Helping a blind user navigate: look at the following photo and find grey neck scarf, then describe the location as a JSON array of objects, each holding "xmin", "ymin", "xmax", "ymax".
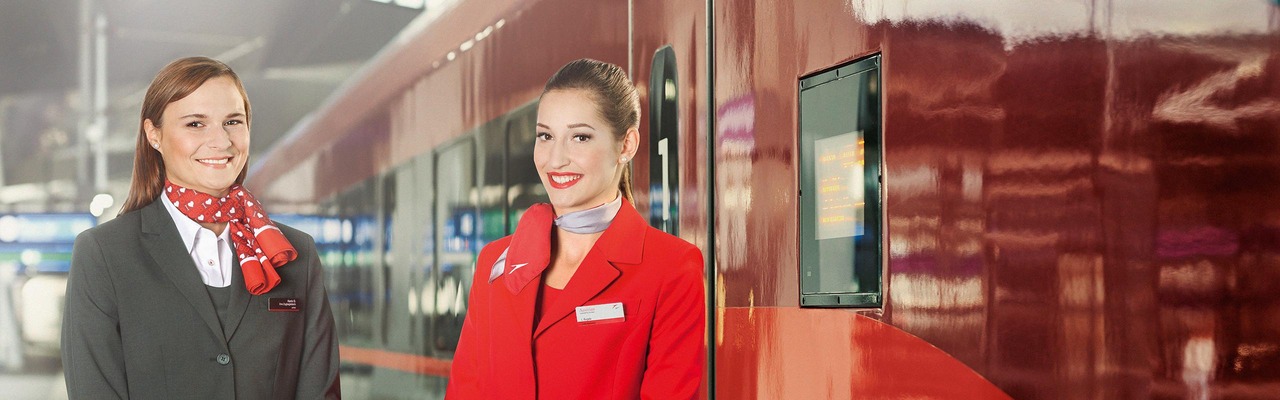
[{"xmin": 554, "ymin": 194, "xmax": 623, "ymax": 234}]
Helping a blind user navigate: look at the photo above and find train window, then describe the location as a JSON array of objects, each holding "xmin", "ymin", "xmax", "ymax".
[
  {"xmin": 324, "ymin": 181, "xmax": 380, "ymax": 341},
  {"xmin": 478, "ymin": 123, "xmax": 508, "ymax": 245},
  {"xmin": 384, "ymin": 159, "xmax": 430, "ymax": 355},
  {"xmin": 377, "ymin": 172, "xmax": 394, "ymax": 345},
  {"xmin": 798, "ymin": 54, "xmax": 883, "ymax": 308},
  {"xmin": 411, "ymin": 154, "xmax": 436, "ymax": 357},
  {"xmin": 648, "ymin": 46, "xmax": 679, "ymax": 234},
  {"xmin": 433, "ymin": 138, "xmax": 476, "ymax": 352},
  {"xmin": 506, "ymin": 104, "xmax": 547, "ymax": 229}
]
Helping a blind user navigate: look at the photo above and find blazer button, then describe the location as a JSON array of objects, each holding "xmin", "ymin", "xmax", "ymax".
[{"xmin": 216, "ymin": 354, "xmax": 231, "ymax": 365}]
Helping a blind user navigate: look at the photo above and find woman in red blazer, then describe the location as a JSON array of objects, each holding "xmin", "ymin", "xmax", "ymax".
[{"xmin": 446, "ymin": 59, "xmax": 705, "ymax": 399}]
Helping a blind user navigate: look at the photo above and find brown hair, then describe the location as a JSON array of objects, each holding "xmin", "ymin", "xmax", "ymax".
[
  {"xmin": 540, "ymin": 58, "xmax": 639, "ymax": 203},
  {"xmin": 119, "ymin": 57, "xmax": 251, "ymax": 215}
]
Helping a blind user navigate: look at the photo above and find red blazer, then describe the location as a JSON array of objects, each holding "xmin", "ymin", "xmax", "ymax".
[{"xmin": 447, "ymin": 201, "xmax": 705, "ymax": 399}]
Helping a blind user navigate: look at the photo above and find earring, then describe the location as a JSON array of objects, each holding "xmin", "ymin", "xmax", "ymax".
[{"xmin": 151, "ymin": 143, "xmax": 159, "ymax": 149}]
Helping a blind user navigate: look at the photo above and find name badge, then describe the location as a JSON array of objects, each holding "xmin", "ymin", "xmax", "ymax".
[
  {"xmin": 268, "ymin": 298, "xmax": 301, "ymax": 312},
  {"xmin": 575, "ymin": 302, "xmax": 625, "ymax": 324}
]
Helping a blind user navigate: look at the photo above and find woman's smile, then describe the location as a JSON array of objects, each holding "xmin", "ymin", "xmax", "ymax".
[
  {"xmin": 197, "ymin": 155, "xmax": 233, "ymax": 168},
  {"xmin": 547, "ymin": 172, "xmax": 583, "ymax": 189}
]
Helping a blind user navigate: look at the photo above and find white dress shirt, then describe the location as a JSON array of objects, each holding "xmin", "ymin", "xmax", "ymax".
[{"xmin": 162, "ymin": 198, "xmax": 234, "ymax": 288}]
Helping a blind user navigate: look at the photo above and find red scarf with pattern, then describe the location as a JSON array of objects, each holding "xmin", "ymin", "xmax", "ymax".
[{"xmin": 164, "ymin": 180, "xmax": 295, "ymax": 295}]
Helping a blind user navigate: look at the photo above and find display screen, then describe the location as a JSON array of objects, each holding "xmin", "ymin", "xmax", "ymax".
[
  {"xmin": 798, "ymin": 54, "xmax": 882, "ymax": 307},
  {"xmin": 814, "ymin": 131, "xmax": 865, "ymax": 240}
]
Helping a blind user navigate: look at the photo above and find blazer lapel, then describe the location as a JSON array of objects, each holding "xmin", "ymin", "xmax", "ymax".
[
  {"xmin": 533, "ymin": 201, "xmax": 647, "ymax": 338},
  {"xmin": 140, "ymin": 197, "xmax": 227, "ymax": 343},
  {"xmin": 533, "ymin": 252, "xmax": 618, "ymax": 337},
  {"xmin": 494, "ymin": 256, "xmax": 541, "ymax": 399},
  {"xmin": 502, "ymin": 272, "xmax": 541, "ymax": 336},
  {"xmin": 223, "ymin": 256, "xmax": 251, "ymax": 339}
]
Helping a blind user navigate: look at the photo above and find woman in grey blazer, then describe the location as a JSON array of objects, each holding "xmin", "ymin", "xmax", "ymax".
[{"xmin": 62, "ymin": 57, "xmax": 341, "ymax": 399}]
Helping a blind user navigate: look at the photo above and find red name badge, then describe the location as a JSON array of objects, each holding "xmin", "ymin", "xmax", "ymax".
[{"xmin": 268, "ymin": 298, "xmax": 301, "ymax": 312}]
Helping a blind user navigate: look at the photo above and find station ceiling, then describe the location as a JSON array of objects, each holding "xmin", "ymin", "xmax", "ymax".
[{"xmin": 0, "ymin": 0, "xmax": 420, "ymax": 207}]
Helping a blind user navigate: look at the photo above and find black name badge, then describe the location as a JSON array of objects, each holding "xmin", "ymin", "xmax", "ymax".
[{"xmin": 268, "ymin": 298, "xmax": 301, "ymax": 312}]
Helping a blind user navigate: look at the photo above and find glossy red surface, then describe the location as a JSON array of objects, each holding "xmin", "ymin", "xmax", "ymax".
[
  {"xmin": 718, "ymin": 307, "xmax": 1009, "ymax": 399},
  {"xmin": 715, "ymin": 0, "xmax": 1280, "ymax": 398}
]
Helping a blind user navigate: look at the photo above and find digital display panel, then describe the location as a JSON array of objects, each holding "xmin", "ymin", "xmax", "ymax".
[
  {"xmin": 814, "ymin": 131, "xmax": 865, "ymax": 240},
  {"xmin": 798, "ymin": 54, "xmax": 882, "ymax": 308}
]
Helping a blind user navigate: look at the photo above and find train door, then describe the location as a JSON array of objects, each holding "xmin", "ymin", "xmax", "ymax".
[
  {"xmin": 644, "ymin": 44, "xmax": 712, "ymax": 398},
  {"xmin": 630, "ymin": 0, "xmax": 711, "ymax": 394}
]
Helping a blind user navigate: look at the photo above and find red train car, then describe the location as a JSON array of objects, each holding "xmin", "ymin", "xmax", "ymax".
[{"xmin": 247, "ymin": 0, "xmax": 1280, "ymax": 398}]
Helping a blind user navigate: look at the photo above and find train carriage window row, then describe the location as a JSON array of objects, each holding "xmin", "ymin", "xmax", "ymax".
[{"xmin": 798, "ymin": 54, "xmax": 884, "ymax": 308}]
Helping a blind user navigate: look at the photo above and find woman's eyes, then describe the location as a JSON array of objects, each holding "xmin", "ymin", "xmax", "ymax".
[
  {"xmin": 185, "ymin": 120, "xmax": 245, "ymax": 128},
  {"xmin": 535, "ymin": 132, "xmax": 592, "ymax": 142}
]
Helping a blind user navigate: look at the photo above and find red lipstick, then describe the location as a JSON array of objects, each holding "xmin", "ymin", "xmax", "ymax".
[{"xmin": 547, "ymin": 172, "xmax": 582, "ymax": 189}]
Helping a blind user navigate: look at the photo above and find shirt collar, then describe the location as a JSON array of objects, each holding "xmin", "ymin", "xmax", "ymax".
[{"xmin": 161, "ymin": 196, "xmax": 230, "ymax": 251}]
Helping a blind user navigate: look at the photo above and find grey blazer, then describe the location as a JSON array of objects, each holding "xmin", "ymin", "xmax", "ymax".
[{"xmin": 62, "ymin": 197, "xmax": 341, "ymax": 399}]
